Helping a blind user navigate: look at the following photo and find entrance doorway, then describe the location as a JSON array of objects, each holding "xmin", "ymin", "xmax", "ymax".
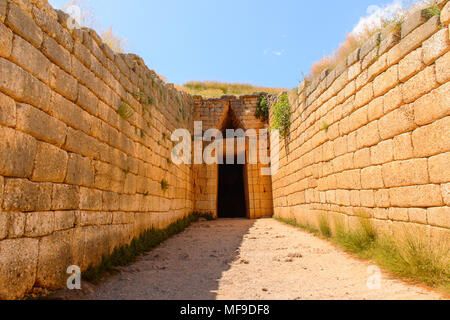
[{"xmin": 217, "ymin": 160, "xmax": 247, "ymax": 218}]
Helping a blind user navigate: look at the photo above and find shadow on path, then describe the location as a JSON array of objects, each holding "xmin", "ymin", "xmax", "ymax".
[{"xmin": 78, "ymin": 219, "xmax": 255, "ymax": 300}]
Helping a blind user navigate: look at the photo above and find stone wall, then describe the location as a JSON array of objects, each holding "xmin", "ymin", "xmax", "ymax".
[
  {"xmin": 271, "ymin": 1, "xmax": 450, "ymax": 240},
  {"xmin": 193, "ymin": 95, "xmax": 273, "ymax": 219},
  {"xmin": 0, "ymin": 0, "xmax": 195, "ymax": 299}
]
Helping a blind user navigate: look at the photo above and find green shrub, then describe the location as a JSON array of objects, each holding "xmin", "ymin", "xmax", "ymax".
[
  {"xmin": 255, "ymin": 94, "xmax": 269, "ymax": 122},
  {"xmin": 271, "ymin": 93, "xmax": 291, "ymax": 138}
]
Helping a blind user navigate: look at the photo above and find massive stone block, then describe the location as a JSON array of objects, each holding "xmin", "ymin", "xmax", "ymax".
[
  {"xmin": 32, "ymin": 142, "xmax": 68, "ymax": 182},
  {"xmin": 3, "ymin": 178, "xmax": 52, "ymax": 212},
  {"xmin": 0, "ymin": 238, "xmax": 38, "ymax": 300},
  {"xmin": 5, "ymin": 2, "xmax": 42, "ymax": 48},
  {"xmin": 0, "ymin": 21, "xmax": 12, "ymax": 57},
  {"xmin": 0, "ymin": 91, "xmax": 15, "ymax": 127}
]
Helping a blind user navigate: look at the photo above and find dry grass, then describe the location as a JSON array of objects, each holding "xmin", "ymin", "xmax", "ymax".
[
  {"xmin": 176, "ymin": 81, "xmax": 286, "ymax": 98},
  {"xmin": 276, "ymin": 215, "xmax": 450, "ymax": 294},
  {"xmin": 308, "ymin": 0, "xmax": 440, "ymax": 78}
]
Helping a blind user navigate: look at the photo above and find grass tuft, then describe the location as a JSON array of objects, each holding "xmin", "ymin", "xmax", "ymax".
[
  {"xmin": 276, "ymin": 215, "xmax": 450, "ymax": 294},
  {"xmin": 160, "ymin": 179, "xmax": 169, "ymax": 191},
  {"xmin": 117, "ymin": 102, "xmax": 134, "ymax": 119}
]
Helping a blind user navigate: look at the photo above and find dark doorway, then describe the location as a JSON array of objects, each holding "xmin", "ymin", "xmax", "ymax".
[{"xmin": 218, "ymin": 160, "xmax": 247, "ymax": 218}]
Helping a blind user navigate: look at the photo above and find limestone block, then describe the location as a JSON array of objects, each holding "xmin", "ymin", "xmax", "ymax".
[
  {"xmin": 10, "ymin": 35, "xmax": 51, "ymax": 83},
  {"xmin": 441, "ymin": 1, "xmax": 449, "ymax": 24},
  {"xmin": 360, "ymin": 190, "xmax": 375, "ymax": 208},
  {"xmin": 435, "ymin": 50, "xmax": 450, "ymax": 84},
  {"xmin": 412, "ymin": 116, "xmax": 450, "ymax": 157},
  {"xmin": 374, "ymin": 189, "xmax": 390, "ymax": 208},
  {"xmin": 414, "ymin": 82, "xmax": 450, "ymax": 126},
  {"xmin": 0, "ymin": 21, "xmax": 12, "ymax": 57},
  {"xmin": 65, "ymin": 153, "xmax": 95, "ymax": 187},
  {"xmin": 79, "ymin": 187, "xmax": 103, "ymax": 211},
  {"xmin": 393, "ymin": 132, "xmax": 414, "ymax": 160},
  {"xmin": 36, "ymin": 229, "xmax": 74, "ymax": 289},
  {"xmin": 354, "ymin": 148, "xmax": 371, "ymax": 168},
  {"xmin": 0, "ymin": 0, "xmax": 5, "ymax": 22},
  {"xmin": 64, "ymin": 127, "xmax": 101, "ymax": 160},
  {"xmin": 32, "ymin": 6, "xmax": 73, "ymax": 51},
  {"xmin": 354, "ymin": 84, "xmax": 373, "ymax": 109},
  {"xmin": 442, "ymin": 183, "xmax": 450, "ymax": 206},
  {"xmin": 382, "ymin": 158, "xmax": 429, "ymax": 187},
  {"xmin": 370, "ymin": 139, "xmax": 394, "ymax": 165},
  {"xmin": 399, "ymin": 48, "xmax": 424, "ymax": 82},
  {"xmin": 0, "ymin": 57, "xmax": 51, "ymax": 111},
  {"xmin": 427, "ymin": 207, "xmax": 450, "ymax": 228},
  {"xmin": 0, "ymin": 126, "xmax": 36, "ymax": 177},
  {"xmin": 388, "ymin": 208, "xmax": 409, "ymax": 222},
  {"xmin": 49, "ymin": 64, "xmax": 78, "ymax": 102},
  {"xmin": 356, "ymin": 121, "xmax": 380, "ymax": 149},
  {"xmin": 361, "ymin": 166, "xmax": 384, "ymax": 189},
  {"xmin": 24, "ymin": 211, "xmax": 54, "ymax": 237},
  {"xmin": 102, "ymin": 191, "xmax": 120, "ymax": 211},
  {"xmin": 373, "ymin": 65, "xmax": 398, "ymax": 97},
  {"xmin": 16, "ymin": 103, "xmax": 67, "ymax": 146},
  {"xmin": 3, "ymin": 179, "xmax": 52, "ymax": 212},
  {"xmin": 77, "ymin": 85, "xmax": 98, "ymax": 116},
  {"xmin": 0, "ymin": 91, "xmax": 15, "ymax": 126},
  {"xmin": 52, "ymin": 184, "xmax": 79, "ymax": 210},
  {"xmin": 32, "ymin": 142, "xmax": 68, "ymax": 182},
  {"xmin": 0, "ymin": 238, "xmax": 38, "ymax": 300},
  {"xmin": 378, "ymin": 104, "xmax": 415, "ymax": 140},
  {"xmin": 42, "ymin": 34, "xmax": 71, "ymax": 73},
  {"xmin": 50, "ymin": 92, "xmax": 91, "ymax": 134},
  {"xmin": 5, "ymin": 2, "xmax": 42, "ymax": 48},
  {"xmin": 54, "ymin": 211, "xmax": 76, "ymax": 231},
  {"xmin": 389, "ymin": 184, "xmax": 443, "ymax": 207},
  {"xmin": 402, "ymin": 65, "xmax": 437, "ymax": 104},
  {"xmin": 348, "ymin": 105, "xmax": 368, "ymax": 133},
  {"xmin": 367, "ymin": 96, "xmax": 384, "ymax": 121},
  {"xmin": 6, "ymin": 212, "xmax": 25, "ymax": 238},
  {"xmin": 408, "ymin": 208, "xmax": 427, "ymax": 224},
  {"xmin": 401, "ymin": 9, "xmax": 427, "ymax": 39},
  {"xmin": 399, "ymin": 15, "xmax": 440, "ymax": 58},
  {"xmin": 383, "ymin": 86, "xmax": 402, "ymax": 114},
  {"xmin": 428, "ymin": 152, "xmax": 450, "ymax": 183},
  {"xmin": 422, "ymin": 28, "xmax": 449, "ymax": 65}
]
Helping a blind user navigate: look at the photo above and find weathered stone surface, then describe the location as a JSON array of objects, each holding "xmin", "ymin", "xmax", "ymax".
[
  {"xmin": 5, "ymin": 2, "xmax": 42, "ymax": 48},
  {"xmin": 64, "ymin": 127, "xmax": 101, "ymax": 160},
  {"xmin": 49, "ymin": 92, "xmax": 91, "ymax": 134},
  {"xmin": 0, "ymin": 57, "xmax": 51, "ymax": 111},
  {"xmin": 414, "ymin": 82, "xmax": 450, "ymax": 126},
  {"xmin": 370, "ymin": 139, "xmax": 394, "ymax": 165},
  {"xmin": 0, "ymin": 21, "xmax": 12, "ymax": 57},
  {"xmin": 401, "ymin": 9, "xmax": 427, "ymax": 39},
  {"xmin": 79, "ymin": 187, "xmax": 103, "ymax": 211},
  {"xmin": 382, "ymin": 158, "xmax": 429, "ymax": 187},
  {"xmin": 32, "ymin": 142, "xmax": 68, "ymax": 183},
  {"xmin": 360, "ymin": 33, "xmax": 380, "ymax": 59},
  {"xmin": 399, "ymin": 48, "xmax": 424, "ymax": 82},
  {"xmin": 32, "ymin": 6, "xmax": 73, "ymax": 51},
  {"xmin": 408, "ymin": 208, "xmax": 427, "ymax": 224},
  {"xmin": 54, "ymin": 211, "xmax": 76, "ymax": 231},
  {"xmin": 441, "ymin": 1, "xmax": 450, "ymax": 25},
  {"xmin": 422, "ymin": 28, "xmax": 449, "ymax": 65},
  {"xmin": 0, "ymin": 0, "xmax": 6, "ymax": 22},
  {"xmin": 24, "ymin": 211, "xmax": 54, "ymax": 237},
  {"xmin": 49, "ymin": 64, "xmax": 78, "ymax": 102},
  {"xmin": 0, "ymin": 126, "xmax": 36, "ymax": 177},
  {"xmin": 42, "ymin": 34, "xmax": 71, "ymax": 73},
  {"xmin": 3, "ymin": 179, "xmax": 52, "ymax": 212},
  {"xmin": 412, "ymin": 116, "xmax": 450, "ymax": 157},
  {"xmin": 361, "ymin": 166, "xmax": 384, "ymax": 189},
  {"xmin": 378, "ymin": 104, "xmax": 415, "ymax": 140},
  {"xmin": 77, "ymin": 85, "xmax": 98, "ymax": 116},
  {"xmin": 6, "ymin": 212, "xmax": 25, "ymax": 238},
  {"xmin": 389, "ymin": 184, "xmax": 443, "ymax": 207},
  {"xmin": 52, "ymin": 184, "xmax": 79, "ymax": 210},
  {"xmin": 0, "ymin": 238, "xmax": 38, "ymax": 300},
  {"xmin": 373, "ymin": 65, "xmax": 398, "ymax": 97},
  {"xmin": 393, "ymin": 132, "xmax": 414, "ymax": 160},
  {"xmin": 427, "ymin": 207, "xmax": 450, "ymax": 229},
  {"xmin": 0, "ymin": 91, "xmax": 15, "ymax": 126},
  {"xmin": 428, "ymin": 152, "xmax": 450, "ymax": 184},
  {"xmin": 65, "ymin": 153, "xmax": 95, "ymax": 187},
  {"xmin": 10, "ymin": 35, "xmax": 51, "ymax": 83},
  {"xmin": 16, "ymin": 104, "xmax": 67, "ymax": 146},
  {"xmin": 435, "ymin": 50, "xmax": 450, "ymax": 84},
  {"xmin": 36, "ymin": 229, "xmax": 74, "ymax": 289}
]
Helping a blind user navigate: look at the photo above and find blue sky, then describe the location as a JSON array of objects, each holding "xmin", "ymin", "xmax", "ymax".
[{"xmin": 49, "ymin": 0, "xmax": 404, "ymax": 89}]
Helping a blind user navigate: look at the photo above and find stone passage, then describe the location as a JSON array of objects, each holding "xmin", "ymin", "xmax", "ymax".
[
  {"xmin": 60, "ymin": 219, "xmax": 444, "ymax": 300},
  {"xmin": 0, "ymin": 0, "xmax": 449, "ymax": 300}
]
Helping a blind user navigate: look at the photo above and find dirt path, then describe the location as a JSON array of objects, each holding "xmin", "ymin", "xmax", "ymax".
[{"xmin": 73, "ymin": 219, "xmax": 444, "ymax": 300}]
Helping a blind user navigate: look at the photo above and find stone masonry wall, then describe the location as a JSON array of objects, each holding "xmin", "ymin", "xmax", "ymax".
[
  {"xmin": 193, "ymin": 95, "xmax": 273, "ymax": 219},
  {"xmin": 0, "ymin": 0, "xmax": 194, "ymax": 299},
  {"xmin": 271, "ymin": 1, "xmax": 450, "ymax": 241}
]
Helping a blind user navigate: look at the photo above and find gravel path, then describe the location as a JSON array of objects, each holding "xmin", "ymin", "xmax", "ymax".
[{"xmin": 73, "ymin": 219, "xmax": 445, "ymax": 300}]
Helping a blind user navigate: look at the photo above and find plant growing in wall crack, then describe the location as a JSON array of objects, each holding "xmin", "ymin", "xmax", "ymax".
[
  {"xmin": 271, "ymin": 93, "xmax": 291, "ymax": 138},
  {"xmin": 160, "ymin": 179, "xmax": 169, "ymax": 191},
  {"xmin": 255, "ymin": 94, "xmax": 269, "ymax": 122},
  {"xmin": 118, "ymin": 101, "xmax": 134, "ymax": 119}
]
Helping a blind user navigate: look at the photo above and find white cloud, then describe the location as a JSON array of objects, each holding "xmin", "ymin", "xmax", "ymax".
[
  {"xmin": 272, "ymin": 50, "xmax": 284, "ymax": 56},
  {"xmin": 352, "ymin": 0, "xmax": 404, "ymax": 35}
]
